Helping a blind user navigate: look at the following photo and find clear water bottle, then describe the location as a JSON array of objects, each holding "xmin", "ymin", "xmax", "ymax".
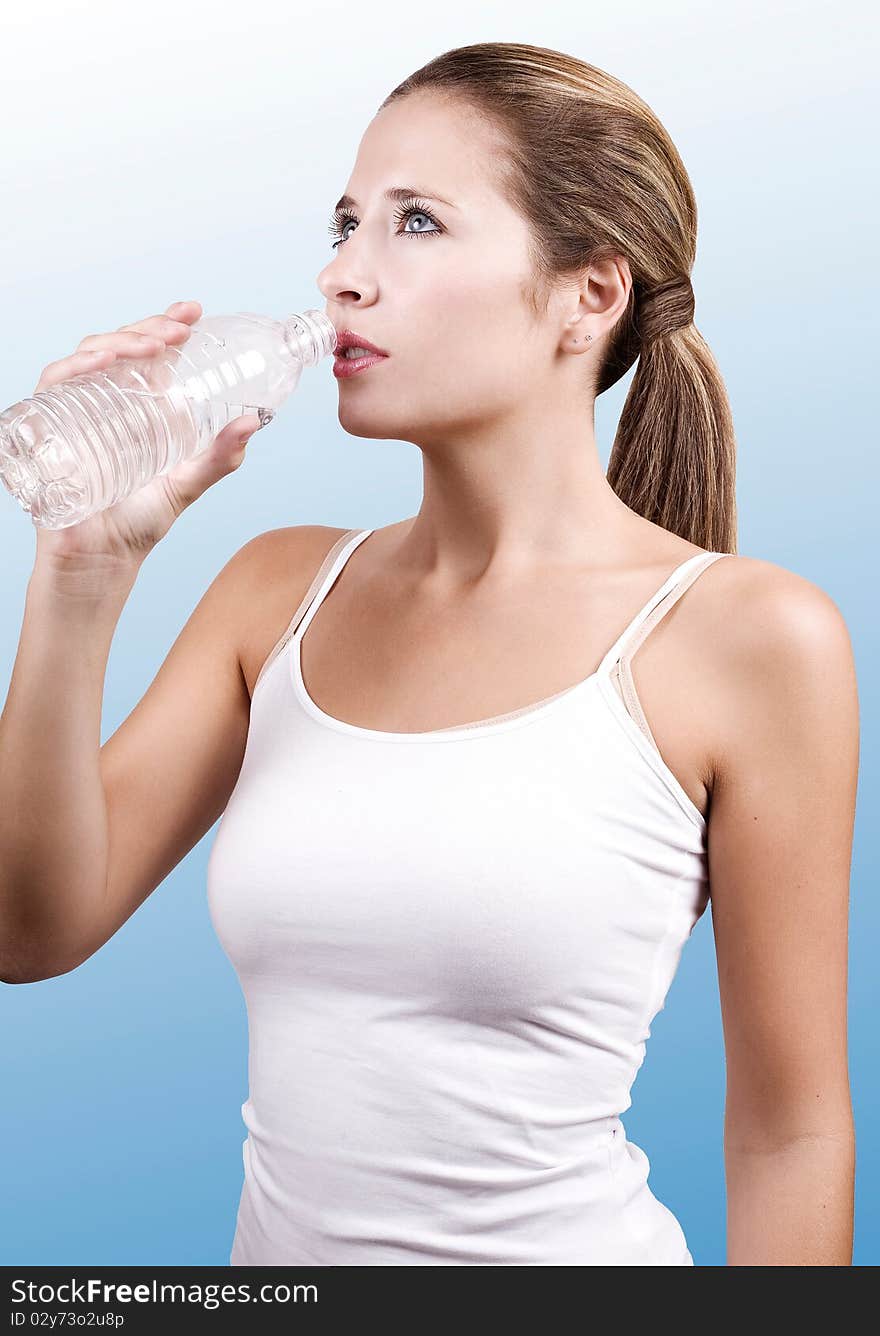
[{"xmin": 0, "ymin": 308, "xmax": 337, "ymax": 529}]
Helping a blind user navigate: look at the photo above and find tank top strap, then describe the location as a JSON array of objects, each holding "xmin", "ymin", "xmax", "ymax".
[
  {"xmin": 293, "ymin": 527, "xmax": 374, "ymax": 640},
  {"xmin": 596, "ymin": 550, "xmax": 731, "ymax": 678},
  {"xmin": 253, "ymin": 527, "xmax": 373, "ymax": 695}
]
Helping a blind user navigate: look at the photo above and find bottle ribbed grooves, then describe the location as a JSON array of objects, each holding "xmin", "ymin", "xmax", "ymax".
[
  {"xmin": 37, "ymin": 368, "xmax": 173, "ymax": 518},
  {"xmin": 99, "ymin": 367, "xmax": 175, "ymax": 489},
  {"xmin": 37, "ymin": 389, "xmax": 105, "ymax": 510},
  {"xmin": 92, "ymin": 373, "xmax": 160, "ymax": 494},
  {"xmin": 62, "ymin": 380, "xmax": 138, "ymax": 504}
]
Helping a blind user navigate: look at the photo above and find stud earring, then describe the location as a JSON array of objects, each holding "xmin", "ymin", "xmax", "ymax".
[{"xmin": 573, "ymin": 334, "xmax": 593, "ymax": 343}]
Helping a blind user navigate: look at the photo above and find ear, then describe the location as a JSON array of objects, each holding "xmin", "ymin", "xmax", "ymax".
[{"xmin": 561, "ymin": 255, "xmax": 633, "ymax": 350}]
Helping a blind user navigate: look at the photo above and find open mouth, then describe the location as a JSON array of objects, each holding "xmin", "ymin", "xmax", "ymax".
[{"xmin": 332, "ymin": 348, "xmax": 389, "ymax": 378}]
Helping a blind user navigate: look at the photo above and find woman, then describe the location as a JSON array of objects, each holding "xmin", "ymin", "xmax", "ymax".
[
  {"xmin": 4, "ymin": 43, "xmax": 857, "ymax": 1266},
  {"xmin": 209, "ymin": 44, "xmax": 857, "ymax": 1266}
]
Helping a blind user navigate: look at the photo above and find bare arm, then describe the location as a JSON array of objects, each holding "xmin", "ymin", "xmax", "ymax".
[
  {"xmin": 707, "ymin": 560, "xmax": 859, "ymax": 1265},
  {"xmin": 0, "ymin": 296, "xmax": 264, "ymax": 982},
  {"xmin": 0, "ymin": 526, "xmax": 339, "ymax": 985},
  {"xmin": 0, "ymin": 562, "xmax": 139, "ymax": 981}
]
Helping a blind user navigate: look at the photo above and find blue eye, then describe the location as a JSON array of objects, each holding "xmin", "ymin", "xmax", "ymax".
[{"xmin": 327, "ymin": 197, "xmax": 443, "ymax": 249}]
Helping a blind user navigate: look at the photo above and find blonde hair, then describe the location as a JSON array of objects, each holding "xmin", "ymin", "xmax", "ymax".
[{"xmin": 381, "ymin": 42, "xmax": 738, "ymax": 553}]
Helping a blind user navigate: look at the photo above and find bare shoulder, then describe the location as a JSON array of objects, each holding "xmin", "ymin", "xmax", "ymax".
[
  {"xmin": 697, "ymin": 553, "xmax": 858, "ymax": 781},
  {"xmin": 228, "ymin": 524, "xmax": 355, "ymax": 699},
  {"xmin": 703, "ymin": 552, "xmax": 854, "ymax": 676},
  {"xmin": 230, "ymin": 523, "xmax": 353, "ymax": 583}
]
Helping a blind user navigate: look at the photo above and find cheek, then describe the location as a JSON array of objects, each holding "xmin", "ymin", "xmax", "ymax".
[{"xmin": 412, "ymin": 270, "xmax": 535, "ymax": 391}]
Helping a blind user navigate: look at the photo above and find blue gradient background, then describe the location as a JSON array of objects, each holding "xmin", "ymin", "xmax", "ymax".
[{"xmin": 1, "ymin": 1, "xmax": 875, "ymax": 1267}]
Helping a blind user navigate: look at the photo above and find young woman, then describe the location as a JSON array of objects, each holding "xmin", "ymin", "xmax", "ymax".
[{"xmin": 1, "ymin": 43, "xmax": 857, "ymax": 1266}]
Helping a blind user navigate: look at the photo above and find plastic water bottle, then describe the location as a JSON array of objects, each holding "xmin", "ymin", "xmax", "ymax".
[{"xmin": 0, "ymin": 308, "xmax": 337, "ymax": 529}]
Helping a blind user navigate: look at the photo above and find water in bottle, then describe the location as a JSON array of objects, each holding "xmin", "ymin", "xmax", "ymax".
[{"xmin": 0, "ymin": 309, "xmax": 337, "ymax": 529}]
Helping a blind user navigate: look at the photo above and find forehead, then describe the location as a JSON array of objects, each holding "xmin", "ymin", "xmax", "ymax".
[{"xmin": 346, "ymin": 92, "xmax": 511, "ymax": 210}]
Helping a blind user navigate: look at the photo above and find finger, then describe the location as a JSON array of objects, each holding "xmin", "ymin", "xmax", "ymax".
[
  {"xmin": 205, "ymin": 414, "xmax": 264, "ymax": 466},
  {"xmin": 165, "ymin": 300, "xmax": 202, "ymax": 322},
  {"xmin": 35, "ymin": 347, "xmax": 118, "ymax": 391},
  {"xmin": 209, "ymin": 414, "xmax": 263, "ymax": 454},
  {"xmin": 226, "ymin": 413, "xmax": 263, "ymax": 438},
  {"xmin": 77, "ymin": 330, "xmax": 165, "ymax": 354},
  {"xmin": 115, "ymin": 315, "xmax": 194, "ymax": 341},
  {"xmin": 37, "ymin": 331, "xmax": 165, "ymax": 392},
  {"xmin": 162, "ymin": 415, "xmax": 261, "ymax": 513}
]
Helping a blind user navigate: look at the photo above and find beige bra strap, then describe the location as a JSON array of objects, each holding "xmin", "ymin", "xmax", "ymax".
[
  {"xmin": 253, "ymin": 528, "xmax": 363, "ymax": 694},
  {"xmin": 612, "ymin": 552, "xmax": 730, "ymax": 752}
]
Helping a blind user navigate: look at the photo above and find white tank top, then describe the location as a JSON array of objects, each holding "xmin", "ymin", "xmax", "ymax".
[{"xmin": 208, "ymin": 527, "xmax": 731, "ymax": 1266}]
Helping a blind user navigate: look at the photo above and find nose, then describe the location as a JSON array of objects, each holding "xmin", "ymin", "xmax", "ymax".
[{"xmin": 316, "ymin": 251, "xmax": 378, "ymax": 311}]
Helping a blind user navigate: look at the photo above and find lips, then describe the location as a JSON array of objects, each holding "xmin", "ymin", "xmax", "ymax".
[
  {"xmin": 332, "ymin": 328, "xmax": 390, "ymax": 379},
  {"xmin": 332, "ymin": 348, "xmax": 389, "ymax": 379},
  {"xmin": 334, "ymin": 329, "xmax": 390, "ymax": 357}
]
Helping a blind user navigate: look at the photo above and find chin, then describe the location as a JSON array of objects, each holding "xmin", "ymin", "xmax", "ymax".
[
  {"xmin": 336, "ymin": 404, "xmax": 396, "ymax": 441},
  {"xmin": 336, "ymin": 391, "xmax": 454, "ymax": 446}
]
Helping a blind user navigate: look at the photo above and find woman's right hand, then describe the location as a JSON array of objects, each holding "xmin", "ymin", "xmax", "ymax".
[{"xmin": 32, "ymin": 300, "xmax": 263, "ymax": 579}]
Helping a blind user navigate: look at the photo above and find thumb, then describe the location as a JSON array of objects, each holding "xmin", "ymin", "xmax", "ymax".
[
  {"xmin": 220, "ymin": 413, "xmax": 266, "ymax": 470},
  {"xmin": 161, "ymin": 413, "xmax": 268, "ymax": 514}
]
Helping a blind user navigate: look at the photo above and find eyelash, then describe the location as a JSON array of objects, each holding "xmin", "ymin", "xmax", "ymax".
[{"xmin": 327, "ymin": 196, "xmax": 443, "ymax": 249}]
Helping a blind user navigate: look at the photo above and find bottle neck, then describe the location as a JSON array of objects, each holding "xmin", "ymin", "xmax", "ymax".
[{"xmin": 283, "ymin": 310, "xmax": 337, "ymax": 366}]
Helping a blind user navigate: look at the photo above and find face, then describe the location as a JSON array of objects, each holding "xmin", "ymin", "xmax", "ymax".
[{"xmin": 316, "ymin": 92, "xmax": 563, "ymax": 450}]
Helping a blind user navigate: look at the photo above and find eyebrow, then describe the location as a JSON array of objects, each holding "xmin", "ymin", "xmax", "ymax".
[{"xmin": 333, "ymin": 186, "xmax": 457, "ymax": 212}]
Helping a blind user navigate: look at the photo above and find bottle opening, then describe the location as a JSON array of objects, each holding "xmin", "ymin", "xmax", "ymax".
[{"xmin": 284, "ymin": 310, "xmax": 337, "ymax": 366}]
